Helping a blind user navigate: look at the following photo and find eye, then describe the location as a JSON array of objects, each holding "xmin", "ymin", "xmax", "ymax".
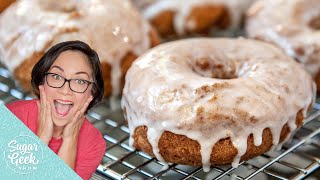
[
  {"xmin": 74, "ymin": 79, "xmax": 88, "ymax": 85},
  {"xmin": 52, "ymin": 74, "xmax": 63, "ymax": 80}
]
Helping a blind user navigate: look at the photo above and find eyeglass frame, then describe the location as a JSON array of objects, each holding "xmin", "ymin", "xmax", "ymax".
[{"xmin": 44, "ymin": 72, "xmax": 94, "ymax": 93}]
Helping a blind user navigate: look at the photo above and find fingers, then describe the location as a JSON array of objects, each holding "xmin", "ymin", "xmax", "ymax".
[
  {"xmin": 38, "ymin": 86, "xmax": 46, "ymax": 121},
  {"xmin": 70, "ymin": 96, "xmax": 93, "ymax": 125},
  {"xmin": 69, "ymin": 110, "xmax": 82, "ymax": 127},
  {"xmin": 39, "ymin": 85, "xmax": 45, "ymax": 105},
  {"xmin": 38, "ymin": 85, "xmax": 53, "ymax": 127},
  {"xmin": 46, "ymin": 100, "xmax": 51, "ymax": 120},
  {"xmin": 62, "ymin": 96, "xmax": 93, "ymax": 138},
  {"xmin": 36, "ymin": 100, "xmax": 41, "ymax": 115},
  {"xmin": 39, "ymin": 85, "xmax": 47, "ymax": 114},
  {"xmin": 37, "ymin": 85, "xmax": 53, "ymax": 143},
  {"xmin": 80, "ymin": 95, "xmax": 93, "ymax": 114}
]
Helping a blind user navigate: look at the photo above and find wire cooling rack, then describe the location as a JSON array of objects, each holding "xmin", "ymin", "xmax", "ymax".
[{"xmin": 0, "ymin": 63, "xmax": 319, "ymax": 180}]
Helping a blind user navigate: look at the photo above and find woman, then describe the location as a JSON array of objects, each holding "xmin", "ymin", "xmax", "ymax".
[{"xmin": 6, "ymin": 40, "xmax": 106, "ymax": 180}]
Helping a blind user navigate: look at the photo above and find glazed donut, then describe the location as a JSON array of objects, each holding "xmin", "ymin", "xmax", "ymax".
[
  {"xmin": 0, "ymin": 0, "xmax": 159, "ymax": 97},
  {"xmin": 132, "ymin": 0, "xmax": 256, "ymax": 38},
  {"xmin": 245, "ymin": 0, "xmax": 320, "ymax": 90},
  {"xmin": 121, "ymin": 38, "xmax": 315, "ymax": 170}
]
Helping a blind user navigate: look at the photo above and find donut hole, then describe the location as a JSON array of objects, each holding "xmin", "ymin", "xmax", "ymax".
[
  {"xmin": 210, "ymin": 67, "xmax": 237, "ymax": 79},
  {"xmin": 309, "ymin": 15, "xmax": 320, "ymax": 30},
  {"xmin": 192, "ymin": 57, "xmax": 237, "ymax": 79}
]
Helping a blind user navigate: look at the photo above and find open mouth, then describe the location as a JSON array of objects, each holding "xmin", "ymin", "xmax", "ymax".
[{"xmin": 54, "ymin": 99, "xmax": 74, "ymax": 117}]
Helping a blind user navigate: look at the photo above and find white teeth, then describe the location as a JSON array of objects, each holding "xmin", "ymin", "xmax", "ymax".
[{"xmin": 55, "ymin": 100, "xmax": 73, "ymax": 105}]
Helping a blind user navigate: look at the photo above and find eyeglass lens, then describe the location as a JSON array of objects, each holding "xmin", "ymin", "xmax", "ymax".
[{"xmin": 46, "ymin": 73, "xmax": 91, "ymax": 93}]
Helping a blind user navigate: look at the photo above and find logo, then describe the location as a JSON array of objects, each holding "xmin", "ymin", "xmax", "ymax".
[{"xmin": 4, "ymin": 135, "xmax": 43, "ymax": 174}]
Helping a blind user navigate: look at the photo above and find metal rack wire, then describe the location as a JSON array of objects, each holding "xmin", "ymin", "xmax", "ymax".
[{"xmin": 0, "ymin": 63, "xmax": 319, "ymax": 180}]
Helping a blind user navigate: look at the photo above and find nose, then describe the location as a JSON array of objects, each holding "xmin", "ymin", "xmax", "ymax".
[{"xmin": 58, "ymin": 81, "xmax": 72, "ymax": 95}]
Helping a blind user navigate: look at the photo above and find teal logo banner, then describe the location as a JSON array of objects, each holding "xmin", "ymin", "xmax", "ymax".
[
  {"xmin": 0, "ymin": 103, "xmax": 81, "ymax": 180},
  {"xmin": 4, "ymin": 135, "xmax": 43, "ymax": 174}
]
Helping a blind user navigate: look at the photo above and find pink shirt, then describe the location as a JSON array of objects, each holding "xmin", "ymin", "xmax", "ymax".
[{"xmin": 6, "ymin": 100, "xmax": 106, "ymax": 180}]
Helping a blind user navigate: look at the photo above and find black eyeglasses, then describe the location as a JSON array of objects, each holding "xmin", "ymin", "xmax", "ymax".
[{"xmin": 45, "ymin": 73, "xmax": 93, "ymax": 93}]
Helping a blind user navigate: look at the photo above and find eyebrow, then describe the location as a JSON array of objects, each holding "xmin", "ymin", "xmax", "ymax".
[
  {"xmin": 50, "ymin": 66, "xmax": 90, "ymax": 78},
  {"xmin": 75, "ymin": 71, "xmax": 90, "ymax": 77},
  {"xmin": 50, "ymin": 66, "xmax": 64, "ymax": 72}
]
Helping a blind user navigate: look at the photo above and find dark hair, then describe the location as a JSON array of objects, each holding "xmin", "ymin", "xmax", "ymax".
[{"xmin": 31, "ymin": 40, "xmax": 104, "ymax": 110}]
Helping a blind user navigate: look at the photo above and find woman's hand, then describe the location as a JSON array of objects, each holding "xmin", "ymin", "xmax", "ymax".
[
  {"xmin": 62, "ymin": 95, "xmax": 93, "ymax": 140},
  {"xmin": 36, "ymin": 85, "xmax": 54, "ymax": 145},
  {"xmin": 57, "ymin": 95, "xmax": 93, "ymax": 170}
]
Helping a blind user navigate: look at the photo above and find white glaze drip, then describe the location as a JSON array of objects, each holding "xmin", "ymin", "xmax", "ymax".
[
  {"xmin": 147, "ymin": 127, "xmax": 166, "ymax": 164},
  {"xmin": 246, "ymin": 0, "xmax": 320, "ymax": 77},
  {"xmin": 121, "ymin": 38, "xmax": 315, "ymax": 169},
  {"xmin": 252, "ymin": 129, "xmax": 263, "ymax": 147},
  {"xmin": 200, "ymin": 139, "xmax": 216, "ymax": 172},
  {"xmin": 231, "ymin": 136, "xmax": 248, "ymax": 167},
  {"xmin": 0, "ymin": 0, "xmax": 152, "ymax": 96}
]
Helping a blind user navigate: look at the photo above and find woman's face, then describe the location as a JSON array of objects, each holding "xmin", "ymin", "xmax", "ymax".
[{"xmin": 43, "ymin": 50, "xmax": 93, "ymax": 127}]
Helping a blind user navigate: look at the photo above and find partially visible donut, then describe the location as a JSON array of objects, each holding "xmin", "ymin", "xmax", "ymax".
[
  {"xmin": 245, "ymin": 0, "xmax": 320, "ymax": 90},
  {"xmin": 132, "ymin": 0, "xmax": 256, "ymax": 38},
  {"xmin": 0, "ymin": 0, "xmax": 160, "ymax": 97},
  {"xmin": 121, "ymin": 38, "xmax": 315, "ymax": 170}
]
